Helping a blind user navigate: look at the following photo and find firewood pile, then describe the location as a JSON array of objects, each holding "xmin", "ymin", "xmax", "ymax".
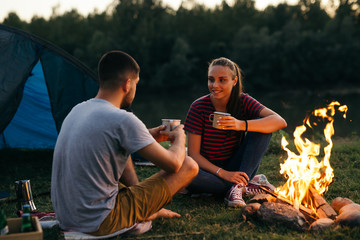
[
  {"xmin": 242, "ymin": 191, "xmax": 360, "ymax": 231},
  {"xmin": 241, "ymin": 102, "xmax": 359, "ymax": 231}
]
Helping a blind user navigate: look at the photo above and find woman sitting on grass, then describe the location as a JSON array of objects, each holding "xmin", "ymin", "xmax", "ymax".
[{"xmin": 184, "ymin": 57, "xmax": 287, "ymax": 207}]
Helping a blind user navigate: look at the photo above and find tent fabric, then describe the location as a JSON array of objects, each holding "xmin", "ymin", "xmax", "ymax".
[
  {"xmin": 0, "ymin": 24, "xmax": 99, "ymax": 149},
  {"xmin": 0, "ymin": 61, "xmax": 58, "ymax": 149}
]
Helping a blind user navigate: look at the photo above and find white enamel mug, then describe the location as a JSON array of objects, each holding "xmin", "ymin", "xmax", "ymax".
[{"xmin": 209, "ymin": 111, "xmax": 231, "ymax": 129}]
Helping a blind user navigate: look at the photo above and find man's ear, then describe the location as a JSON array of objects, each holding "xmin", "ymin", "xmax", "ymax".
[{"xmin": 123, "ymin": 79, "xmax": 131, "ymax": 93}]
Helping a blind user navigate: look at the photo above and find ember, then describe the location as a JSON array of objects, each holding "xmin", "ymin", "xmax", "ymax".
[{"xmin": 274, "ymin": 101, "xmax": 348, "ymax": 217}]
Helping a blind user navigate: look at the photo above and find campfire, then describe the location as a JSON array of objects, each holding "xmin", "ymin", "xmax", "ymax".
[
  {"xmin": 275, "ymin": 101, "xmax": 347, "ymax": 218},
  {"xmin": 243, "ymin": 101, "xmax": 360, "ymax": 230}
]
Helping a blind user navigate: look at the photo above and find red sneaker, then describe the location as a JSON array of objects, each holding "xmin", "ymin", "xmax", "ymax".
[
  {"xmin": 245, "ymin": 174, "xmax": 275, "ymax": 196},
  {"xmin": 224, "ymin": 183, "xmax": 246, "ymax": 207}
]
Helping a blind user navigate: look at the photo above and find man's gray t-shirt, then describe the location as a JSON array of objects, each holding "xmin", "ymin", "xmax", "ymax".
[{"xmin": 51, "ymin": 99, "xmax": 155, "ymax": 232}]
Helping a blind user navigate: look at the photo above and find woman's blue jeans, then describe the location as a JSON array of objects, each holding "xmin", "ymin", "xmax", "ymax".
[{"xmin": 186, "ymin": 132, "xmax": 272, "ymax": 195}]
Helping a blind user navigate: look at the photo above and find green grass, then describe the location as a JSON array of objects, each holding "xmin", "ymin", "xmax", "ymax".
[{"xmin": 1, "ymin": 135, "xmax": 359, "ymax": 239}]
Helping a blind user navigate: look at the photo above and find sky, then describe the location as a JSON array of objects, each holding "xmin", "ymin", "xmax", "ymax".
[{"xmin": 0, "ymin": 0, "xmax": 301, "ymax": 22}]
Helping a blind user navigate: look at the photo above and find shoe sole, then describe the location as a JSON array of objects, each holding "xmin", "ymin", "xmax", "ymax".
[{"xmin": 224, "ymin": 198, "xmax": 246, "ymax": 208}]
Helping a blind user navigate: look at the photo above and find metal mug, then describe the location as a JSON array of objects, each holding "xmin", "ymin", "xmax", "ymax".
[
  {"xmin": 161, "ymin": 119, "xmax": 181, "ymax": 131},
  {"xmin": 15, "ymin": 180, "xmax": 37, "ymax": 212},
  {"xmin": 209, "ymin": 111, "xmax": 231, "ymax": 129}
]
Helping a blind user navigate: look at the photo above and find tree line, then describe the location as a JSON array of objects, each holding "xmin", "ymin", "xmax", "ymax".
[{"xmin": 2, "ymin": 0, "xmax": 360, "ymax": 93}]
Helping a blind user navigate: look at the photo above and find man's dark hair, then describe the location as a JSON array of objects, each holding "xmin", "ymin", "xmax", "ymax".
[{"xmin": 98, "ymin": 50, "xmax": 140, "ymax": 89}]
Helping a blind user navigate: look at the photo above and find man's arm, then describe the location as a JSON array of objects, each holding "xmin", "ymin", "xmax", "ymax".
[
  {"xmin": 137, "ymin": 125, "xmax": 186, "ymax": 173},
  {"xmin": 119, "ymin": 156, "xmax": 139, "ymax": 186}
]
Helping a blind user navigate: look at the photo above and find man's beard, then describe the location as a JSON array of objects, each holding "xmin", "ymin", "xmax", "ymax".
[
  {"xmin": 121, "ymin": 92, "xmax": 133, "ymax": 109},
  {"xmin": 121, "ymin": 102, "xmax": 132, "ymax": 109}
]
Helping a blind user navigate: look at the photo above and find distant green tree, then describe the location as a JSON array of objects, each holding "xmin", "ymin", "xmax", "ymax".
[
  {"xmin": 334, "ymin": 0, "xmax": 359, "ymax": 21},
  {"xmin": 260, "ymin": 3, "xmax": 302, "ymax": 33},
  {"xmin": 1, "ymin": 0, "xmax": 359, "ymax": 92},
  {"xmin": 298, "ymin": 0, "xmax": 330, "ymax": 30},
  {"xmin": 46, "ymin": 10, "xmax": 91, "ymax": 55},
  {"xmin": 2, "ymin": 12, "xmax": 26, "ymax": 29},
  {"xmin": 27, "ymin": 16, "xmax": 52, "ymax": 39},
  {"xmin": 109, "ymin": 0, "xmax": 174, "ymax": 84},
  {"xmin": 154, "ymin": 37, "xmax": 196, "ymax": 90},
  {"xmin": 83, "ymin": 31, "xmax": 116, "ymax": 70}
]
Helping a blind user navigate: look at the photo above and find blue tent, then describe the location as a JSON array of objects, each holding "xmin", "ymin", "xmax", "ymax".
[{"xmin": 0, "ymin": 25, "xmax": 99, "ymax": 149}]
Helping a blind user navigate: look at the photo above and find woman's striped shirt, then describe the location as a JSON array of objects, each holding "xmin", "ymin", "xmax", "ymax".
[{"xmin": 184, "ymin": 93, "xmax": 264, "ymax": 163}]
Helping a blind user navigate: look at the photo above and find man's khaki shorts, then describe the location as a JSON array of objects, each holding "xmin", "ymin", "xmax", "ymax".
[{"xmin": 89, "ymin": 172, "xmax": 172, "ymax": 236}]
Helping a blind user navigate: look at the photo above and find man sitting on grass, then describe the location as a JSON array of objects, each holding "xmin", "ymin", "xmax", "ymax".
[{"xmin": 51, "ymin": 50, "xmax": 198, "ymax": 238}]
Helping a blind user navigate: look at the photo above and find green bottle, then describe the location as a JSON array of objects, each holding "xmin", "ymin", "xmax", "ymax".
[
  {"xmin": 0, "ymin": 208, "xmax": 9, "ymax": 235},
  {"xmin": 21, "ymin": 213, "xmax": 33, "ymax": 232},
  {"xmin": 23, "ymin": 204, "xmax": 31, "ymax": 214}
]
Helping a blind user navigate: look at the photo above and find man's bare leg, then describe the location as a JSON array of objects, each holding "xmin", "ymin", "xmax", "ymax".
[
  {"xmin": 145, "ymin": 156, "xmax": 198, "ymax": 221},
  {"xmin": 160, "ymin": 156, "xmax": 199, "ymax": 196},
  {"xmin": 146, "ymin": 208, "xmax": 180, "ymax": 220}
]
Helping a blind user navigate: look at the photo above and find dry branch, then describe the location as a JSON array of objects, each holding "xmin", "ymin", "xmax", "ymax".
[{"xmin": 309, "ymin": 186, "xmax": 337, "ymax": 219}]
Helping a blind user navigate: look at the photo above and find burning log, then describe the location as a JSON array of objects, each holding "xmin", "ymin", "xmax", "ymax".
[
  {"xmin": 308, "ymin": 186, "xmax": 337, "ymax": 219},
  {"xmin": 259, "ymin": 186, "xmax": 316, "ymax": 223}
]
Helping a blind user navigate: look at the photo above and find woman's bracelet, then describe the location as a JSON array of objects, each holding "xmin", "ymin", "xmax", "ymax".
[
  {"xmin": 216, "ymin": 167, "xmax": 222, "ymax": 175},
  {"xmin": 244, "ymin": 119, "xmax": 248, "ymax": 132}
]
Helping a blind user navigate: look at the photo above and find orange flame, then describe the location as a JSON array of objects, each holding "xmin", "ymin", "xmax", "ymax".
[{"xmin": 275, "ymin": 101, "xmax": 348, "ymax": 214}]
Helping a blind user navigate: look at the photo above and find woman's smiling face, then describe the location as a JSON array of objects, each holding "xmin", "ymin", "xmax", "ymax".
[{"xmin": 208, "ymin": 65, "xmax": 237, "ymax": 101}]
